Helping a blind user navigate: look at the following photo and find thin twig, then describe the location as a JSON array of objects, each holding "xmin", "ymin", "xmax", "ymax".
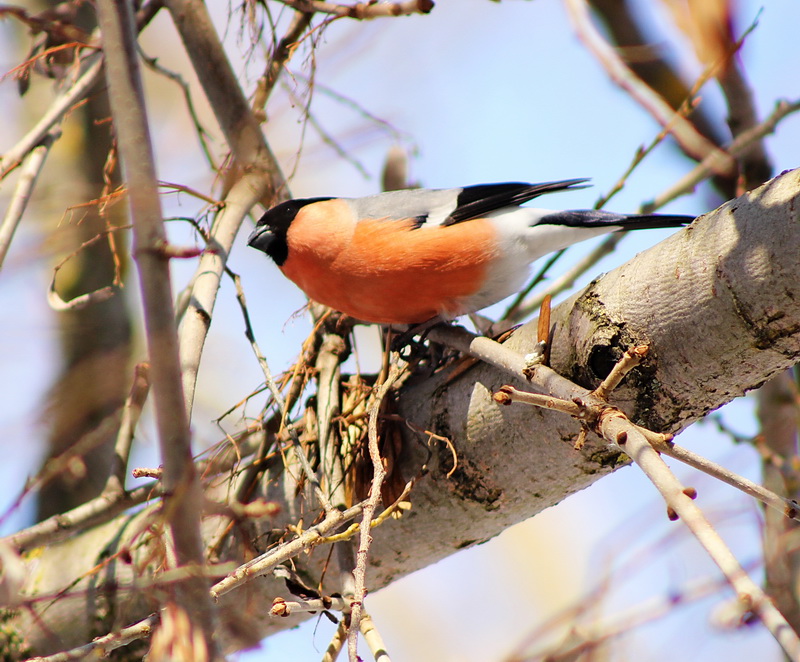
[
  {"xmin": 105, "ymin": 362, "xmax": 151, "ymax": 492},
  {"xmin": 138, "ymin": 50, "xmax": 218, "ymax": 171},
  {"xmin": 602, "ymin": 413, "xmax": 800, "ymax": 659},
  {"xmin": 210, "ymin": 502, "xmax": 362, "ymax": 599},
  {"xmin": 4, "ymin": 480, "xmax": 160, "ymax": 552},
  {"xmin": 712, "ymin": 12, "xmax": 773, "ymax": 191},
  {"xmin": 592, "ymin": 345, "xmax": 648, "ymax": 400},
  {"xmin": 47, "ymin": 275, "xmax": 117, "ymax": 310},
  {"xmin": 164, "ymin": 0, "xmax": 286, "ymax": 194},
  {"xmin": 275, "ymin": 0, "xmax": 433, "ymax": 19},
  {"xmin": 505, "ymin": 98, "xmax": 703, "ymax": 323},
  {"xmin": 348, "ymin": 363, "xmax": 404, "ymax": 660},
  {"xmin": 0, "ymin": 128, "xmax": 58, "ymax": 269},
  {"xmin": 315, "ymin": 323, "xmax": 348, "ymax": 507},
  {"xmin": 0, "ymin": 54, "xmax": 103, "ymax": 178},
  {"xmin": 235, "ymin": 277, "xmax": 335, "ymax": 514},
  {"xmin": 269, "ymin": 595, "xmax": 348, "ymax": 616},
  {"xmin": 0, "ymin": 0, "xmax": 162, "ymax": 178},
  {"xmin": 25, "ymin": 614, "xmax": 159, "ymax": 661},
  {"xmin": 322, "ymin": 618, "xmax": 349, "ymax": 662},
  {"xmin": 254, "ymin": 9, "xmax": 314, "ymax": 112},
  {"xmin": 650, "ymin": 434, "xmax": 800, "ymax": 525},
  {"xmin": 360, "ymin": 610, "xmax": 391, "ymax": 662},
  {"xmin": 318, "ymin": 477, "xmax": 416, "ymax": 544},
  {"xmin": 494, "ymin": 386, "xmax": 585, "ymax": 417},
  {"xmin": 177, "ymin": 176, "xmax": 266, "ymax": 417}
]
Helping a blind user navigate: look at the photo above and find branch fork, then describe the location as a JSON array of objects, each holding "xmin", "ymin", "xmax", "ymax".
[{"xmin": 485, "ymin": 339, "xmax": 800, "ymax": 658}]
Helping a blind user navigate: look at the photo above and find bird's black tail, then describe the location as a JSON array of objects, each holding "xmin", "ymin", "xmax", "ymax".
[{"xmin": 538, "ymin": 209, "xmax": 694, "ymax": 230}]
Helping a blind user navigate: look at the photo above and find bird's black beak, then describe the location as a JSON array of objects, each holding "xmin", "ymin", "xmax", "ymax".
[{"xmin": 247, "ymin": 225, "xmax": 275, "ymax": 253}]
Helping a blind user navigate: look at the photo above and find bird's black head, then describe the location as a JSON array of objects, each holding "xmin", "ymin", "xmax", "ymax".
[{"xmin": 248, "ymin": 197, "xmax": 332, "ymax": 266}]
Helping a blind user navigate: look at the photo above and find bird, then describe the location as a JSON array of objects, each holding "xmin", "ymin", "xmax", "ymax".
[{"xmin": 247, "ymin": 179, "xmax": 693, "ymax": 326}]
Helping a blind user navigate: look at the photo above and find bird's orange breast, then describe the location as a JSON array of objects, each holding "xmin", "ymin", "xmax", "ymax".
[{"xmin": 281, "ymin": 200, "xmax": 498, "ymax": 323}]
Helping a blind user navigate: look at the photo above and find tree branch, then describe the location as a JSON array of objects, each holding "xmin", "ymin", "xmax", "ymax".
[
  {"xmin": 10, "ymin": 170, "xmax": 800, "ymax": 655},
  {"xmin": 93, "ymin": 0, "xmax": 216, "ymax": 654}
]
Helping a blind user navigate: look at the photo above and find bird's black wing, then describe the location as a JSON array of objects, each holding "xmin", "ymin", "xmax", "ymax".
[{"xmin": 443, "ymin": 178, "xmax": 590, "ymax": 226}]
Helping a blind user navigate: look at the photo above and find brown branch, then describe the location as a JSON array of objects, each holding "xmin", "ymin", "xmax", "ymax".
[
  {"xmin": 94, "ymin": 0, "xmax": 215, "ymax": 653},
  {"xmin": 254, "ymin": 10, "xmax": 315, "ymax": 115},
  {"xmin": 276, "ymin": 0, "xmax": 433, "ymax": 19}
]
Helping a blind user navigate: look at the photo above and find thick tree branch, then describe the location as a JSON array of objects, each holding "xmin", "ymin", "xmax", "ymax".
[{"xmin": 11, "ymin": 170, "xmax": 800, "ymax": 655}]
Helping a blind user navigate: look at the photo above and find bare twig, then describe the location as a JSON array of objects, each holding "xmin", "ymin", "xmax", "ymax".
[
  {"xmin": 0, "ymin": 54, "xmax": 103, "ymax": 178},
  {"xmin": 348, "ymin": 363, "xmax": 404, "ymax": 660},
  {"xmin": 47, "ymin": 276, "xmax": 117, "ymax": 310},
  {"xmin": 0, "ymin": 128, "xmax": 58, "ymax": 269},
  {"xmin": 360, "ymin": 611, "xmax": 392, "ymax": 662},
  {"xmin": 26, "ymin": 615, "xmax": 159, "ymax": 661},
  {"xmin": 0, "ymin": 0, "xmax": 162, "ymax": 178},
  {"xmin": 159, "ymin": 0, "xmax": 291, "ymax": 419},
  {"xmin": 269, "ymin": 594, "xmax": 348, "ymax": 616},
  {"xmin": 323, "ymin": 618, "xmax": 349, "ymax": 662},
  {"xmin": 177, "ymin": 176, "xmax": 266, "ymax": 417},
  {"xmin": 591, "ymin": 344, "xmax": 648, "ymax": 400},
  {"xmin": 275, "ymin": 0, "xmax": 433, "ymax": 20},
  {"xmin": 650, "ymin": 436, "xmax": 800, "ymax": 525},
  {"xmin": 164, "ymin": 0, "xmax": 286, "ymax": 196},
  {"xmin": 315, "ymin": 324, "xmax": 348, "ymax": 507},
  {"xmin": 504, "ymin": 97, "xmax": 700, "ymax": 324},
  {"xmin": 106, "ymin": 362, "xmax": 151, "ymax": 491},
  {"xmin": 494, "ymin": 385, "xmax": 585, "ymax": 418},
  {"xmin": 319, "ymin": 477, "xmax": 416, "ymax": 544},
  {"xmin": 210, "ymin": 503, "xmax": 362, "ymax": 599},
  {"xmin": 138, "ymin": 50, "xmax": 218, "ymax": 171},
  {"xmin": 4, "ymin": 481, "xmax": 160, "ymax": 552},
  {"xmin": 254, "ymin": 10, "xmax": 314, "ymax": 113},
  {"xmin": 602, "ymin": 414, "xmax": 800, "ymax": 659},
  {"xmin": 236, "ymin": 280, "xmax": 335, "ymax": 515}
]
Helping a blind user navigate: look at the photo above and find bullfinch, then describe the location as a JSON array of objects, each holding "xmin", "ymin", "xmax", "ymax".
[{"xmin": 247, "ymin": 179, "xmax": 693, "ymax": 325}]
